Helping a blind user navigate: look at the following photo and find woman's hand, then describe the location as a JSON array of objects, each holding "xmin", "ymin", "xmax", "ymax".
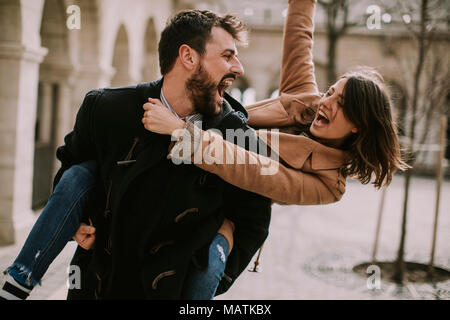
[
  {"xmin": 73, "ymin": 219, "xmax": 95, "ymax": 250},
  {"xmin": 142, "ymin": 98, "xmax": 186, "ymax": 135}
]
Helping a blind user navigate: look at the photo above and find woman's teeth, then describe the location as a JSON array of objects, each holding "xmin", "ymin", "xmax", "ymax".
[
  {"xmin": 318, "ymin": 110, "xmax": 329, "ymax": 121},
  {"xmin": 315, "ymin": 110, "xmax": 330, "ymax": 126}
]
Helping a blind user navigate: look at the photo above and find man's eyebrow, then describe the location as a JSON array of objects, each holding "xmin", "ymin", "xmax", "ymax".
[{"xmin": 221, "ymin": 49, "xmax": 238, "ymax": 56}]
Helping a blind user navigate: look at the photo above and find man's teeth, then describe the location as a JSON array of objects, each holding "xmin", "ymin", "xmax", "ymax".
[{"xmin": 221, "ymin": 80, "xmax": 233, "ymax": 86}]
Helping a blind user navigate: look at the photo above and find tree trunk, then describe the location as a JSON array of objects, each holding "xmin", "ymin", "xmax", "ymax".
[
  {"xmin": 393, "ymin": 169, "xmax": 412, "ymax": 283},
  {"xmin": 327, "ymin": 33, "xmax": 338, "ymax": 87},
  {"xmin": 371, "ymin": 187, "xmax": 387, "ymax": 264},
  {"xmin": 428, "ymin": 116, "xmax": 447, "ymax": 278},
  {"xmin": 393, "ymin": 0, "xmax": 428, "ymax": 284}
]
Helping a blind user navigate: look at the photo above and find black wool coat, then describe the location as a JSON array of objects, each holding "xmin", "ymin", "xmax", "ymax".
[{"xmin": 53, "ymin": 79, "xmax": 272, "ymax": 299}]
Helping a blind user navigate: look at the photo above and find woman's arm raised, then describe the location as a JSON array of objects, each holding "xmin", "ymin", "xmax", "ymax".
[
  {"xmin": 245, "ymin": 0, "xmax": 320, "ymax": 129},
  {"xmin": 279, "ymin": 0, "xmax": 318, "ymax": 95}
]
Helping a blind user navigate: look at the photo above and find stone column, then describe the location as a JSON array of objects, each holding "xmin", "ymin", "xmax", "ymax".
[
  {"xmin": 38, "ymin": 82, "xmax": 53, "ymax": 144},
  {"xmin": 51, "ymin": 79, "xmax": 75, "ymax": 177},
  {"xmin": 0, "ymin": 42, "xmax": 47, "ymax": 244}
]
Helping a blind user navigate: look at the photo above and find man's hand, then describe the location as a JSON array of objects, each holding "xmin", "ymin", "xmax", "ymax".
[
  {"xmin": 142, "ymin": 98, "xmax": 185, "ymax": 135},
  {"xmin": 73, "ymin": 219, "xmax": 96, "ymax": 250}
]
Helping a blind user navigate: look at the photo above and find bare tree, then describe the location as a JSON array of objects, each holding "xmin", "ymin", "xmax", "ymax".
[
  {"xmin": 380, "ymin": 0, "xmax": 450, "ymax": 283},
  {"xmin": 318, "ymin": 0, "xmax": 356, "ymax": 86},
  {"xmin": 428, "ymin": 115, "xmax": 448, "ymax": 279}
]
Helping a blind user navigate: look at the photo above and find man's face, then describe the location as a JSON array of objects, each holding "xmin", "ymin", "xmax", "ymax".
[{"xmin": 185, "ymin": 27, "xmax": 244, "ymax": 117}]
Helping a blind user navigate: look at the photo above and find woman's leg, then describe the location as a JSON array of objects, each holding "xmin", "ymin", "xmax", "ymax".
[
  {"xmin": 0, "ymin": 161, "xmax": 98, "ymax": 300},
  {"xmin": 181, "ymin": 233, "xmax": 229, "ymax": 300}
]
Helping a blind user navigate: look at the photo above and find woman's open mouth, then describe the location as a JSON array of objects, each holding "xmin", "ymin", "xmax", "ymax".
[{"xmin": 313, "ymin": 110, "xmax": 330, "ymax": 127}]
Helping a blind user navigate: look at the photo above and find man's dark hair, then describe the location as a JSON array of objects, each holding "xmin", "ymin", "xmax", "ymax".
[{"xmin": 158, "ymin": 9, "xmax": 248, "ymax": 75}]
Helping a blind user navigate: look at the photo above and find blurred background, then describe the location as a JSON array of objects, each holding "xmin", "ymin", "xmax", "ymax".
[{"xmin": 0, "ymin": 0, "xmax": 449, "ymax": 299}]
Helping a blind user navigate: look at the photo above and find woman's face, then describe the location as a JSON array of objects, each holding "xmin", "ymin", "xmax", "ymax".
[{"xmin": 310, "ymin": 78, "xmax": 358, "ymax": 147}]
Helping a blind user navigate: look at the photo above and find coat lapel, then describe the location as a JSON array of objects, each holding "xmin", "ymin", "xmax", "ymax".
[{"xmin": 111, "ymin": 79, "xmax": 171, "ymax": 211}]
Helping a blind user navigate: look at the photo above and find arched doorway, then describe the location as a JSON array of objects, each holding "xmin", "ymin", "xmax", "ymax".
[
  {"xmin": 32, "ymin": 0, "xmax": 71, "ymax": 209},
  {"xmin": 111, "ymin": 24, "xmax": 131, "ymax": 87},
  {"xmin": 142, "ymin": 17, "xmax": 159, "ymax": 82}
]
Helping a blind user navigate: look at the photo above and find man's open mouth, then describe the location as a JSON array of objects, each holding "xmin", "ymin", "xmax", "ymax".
[{"xmin": 217, "ymin": 79, "xmax": 234, "ymax": 98}]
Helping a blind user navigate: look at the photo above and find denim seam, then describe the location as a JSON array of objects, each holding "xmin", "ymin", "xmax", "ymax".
[{"xmin": 28, "ymin": 185, "xmax": 95, "ymax": 286}]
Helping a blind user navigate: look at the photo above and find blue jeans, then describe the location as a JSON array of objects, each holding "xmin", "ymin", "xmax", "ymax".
[
  {"xmin": 5, "ymin": 161, "xmax": 98, "ymax": 287},
  {"xmin": 4, "ymin": 161, "xmax": 228, "ymax": 299},
  {"xmin": 181, "ymin": 233, "xmax": 229, "ymax": 300}
]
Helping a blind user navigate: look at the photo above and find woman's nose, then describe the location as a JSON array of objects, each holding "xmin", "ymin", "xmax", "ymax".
[{"xmin": 319, "ymin": 96, "xmax": 331, "ymax": 109}]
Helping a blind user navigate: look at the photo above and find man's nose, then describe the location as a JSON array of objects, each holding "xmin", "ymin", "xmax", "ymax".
[{"xmin": 231, "ymin": 58, "xmax": 244, "ymax": 76}]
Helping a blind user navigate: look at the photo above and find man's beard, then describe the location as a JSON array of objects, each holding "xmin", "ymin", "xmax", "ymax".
[{"xmin": 185, "ymin": 63, "xmax": 221, "ymax": 118}]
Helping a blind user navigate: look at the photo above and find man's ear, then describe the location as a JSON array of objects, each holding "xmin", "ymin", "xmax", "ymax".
[{"xmin": 179, "ymin": 44, "xmax": 199, "ymax": 71}]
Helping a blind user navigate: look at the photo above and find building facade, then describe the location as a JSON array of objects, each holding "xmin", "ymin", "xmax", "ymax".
[{"xmin": 0, "ymin": 0, "xmax": 172, "ymax": 244}]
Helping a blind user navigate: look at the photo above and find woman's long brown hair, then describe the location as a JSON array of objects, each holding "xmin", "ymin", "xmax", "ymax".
[{"xmin": 339, "ymin": 67, "xmax": 410, "ymax": 188}]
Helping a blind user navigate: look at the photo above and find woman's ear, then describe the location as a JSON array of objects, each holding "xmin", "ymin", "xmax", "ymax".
[
  {"xmin": 179, "ymin": 44, "xmax": 199, "ymax": 71},
  {"xmin": 351, "ymin": 127, "xmax": 359, "ymax": 133}
]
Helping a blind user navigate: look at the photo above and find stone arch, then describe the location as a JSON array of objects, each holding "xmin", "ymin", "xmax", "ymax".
[
  {"xmin": 78, "ymin": 0, "xmax": 101, "ymax": 67},
  {"xmin": 39, "ymin": 0, "xmax": 70, "ymax": 68},
  {"xmin": 142, "ymin": 17, "xmax": 160, "ymax": 81},
  {"xmin": 32, "ymin": 0, "xmax": 73, "ymax": 209},
  {"xmin": 111, "ymin": 24, "xmax": 132, "ymax": 87},
  {"xmin": 0, "ymin": 0, "xmax": 22, "ymax": 42},
  {"xmin": 70, "ymin": 0, "xmax": 109, "ymax": 123}
]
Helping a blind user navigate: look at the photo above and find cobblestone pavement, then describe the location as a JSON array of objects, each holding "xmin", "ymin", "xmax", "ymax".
[{"xmin": 1, "ymin": 174, "xmax": 449, "ymax": 300}]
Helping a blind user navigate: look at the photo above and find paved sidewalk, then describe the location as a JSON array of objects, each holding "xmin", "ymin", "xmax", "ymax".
[{"xmin": 1, "ymin": 174, "xmax": 449, "ymax": 300}]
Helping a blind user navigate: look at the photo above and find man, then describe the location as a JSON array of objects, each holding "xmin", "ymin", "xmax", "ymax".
[{"xmin": 61, "ymin": 9, "xmax": 271, "ymax": 299}]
